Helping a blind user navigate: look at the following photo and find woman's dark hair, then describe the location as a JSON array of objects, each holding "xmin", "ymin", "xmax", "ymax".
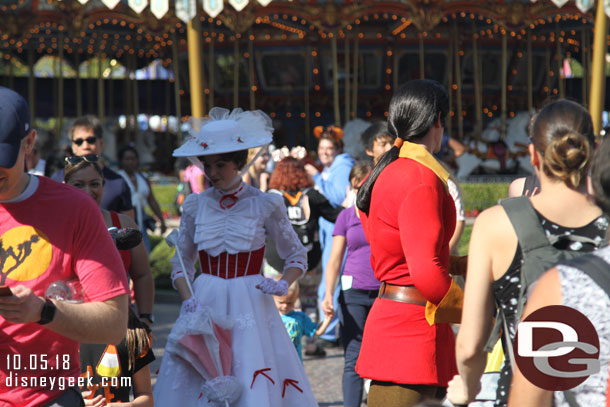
[
  {"xmin": 356, "ymin": 80, "xmax": 449, "ymax": 214},
  {"xmin": 201, "ymin": 149, "xmax": 249, "ymax": 170},
  {"xmin": 349, "ymin": 160, "xmax": 374, "ymax": 188},
  {"xmin": 118, "ymin": 145, "xmax": 139, "ymax": 163},
  {"xmin": 268, "ymin": 157, "xmax": 314, "ymax": 191},
  {"xmin": 314, "ymin": 125, "xmax": 344, "ymax": 150},
  {"xmin": 529, "ymin": 99, "xmax": 595, "ymax": 189},
  {"xmin": 591, "ymin": 136, "xmax": 610, "ymax": 216},
  {"xmin": 126, "ymin": 308, "xmax": 151, "ymax": 371},
  {"xmin": 64, "ymin": 160, "xmax": 104, "ymax": 184}
]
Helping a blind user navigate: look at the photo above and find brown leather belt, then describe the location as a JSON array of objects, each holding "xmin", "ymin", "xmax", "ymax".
[{"xmin": 378, "ymin": 282, "xmax": 427, "ymax": 306}]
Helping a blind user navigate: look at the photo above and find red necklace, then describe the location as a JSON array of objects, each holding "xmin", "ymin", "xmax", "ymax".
[{"xmin": 219, "ymin": 184, "xmax": 244, "ymax": 210}]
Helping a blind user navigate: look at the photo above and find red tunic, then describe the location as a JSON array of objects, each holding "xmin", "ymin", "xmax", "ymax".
[{"xmin": 356, "ymin": 157, "xmax": 458, "ymax": 386}]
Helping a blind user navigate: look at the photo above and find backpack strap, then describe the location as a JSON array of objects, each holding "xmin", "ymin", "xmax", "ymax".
[
  {"xmin": 501, "ymin": 197, "xmax": 550, "ymax": 255},
  {"xmin": 561, "ymin": 254, "xmax": 610, "ymax": 298}
]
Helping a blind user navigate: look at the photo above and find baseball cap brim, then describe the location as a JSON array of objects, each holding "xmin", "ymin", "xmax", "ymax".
[{"xmin": 0, "ymin": 141, "xmax": 21, "ymax": 168}]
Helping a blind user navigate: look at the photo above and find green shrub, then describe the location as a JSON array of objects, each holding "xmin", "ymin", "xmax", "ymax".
[
  {"xmin": 457, "ymin": 225, "xmax": 472, "ymax": 257},
  {"xmin": 461, "ymin": 183, "xmax": 509, "ymax": 213},
  {"xmin": 149, "ymin": 240, "xmax": 174, "ymax": 289},
  {"xmin": 150, "ymin": 184, "xmax": 179, "ymax": 217},
  {"xmin": 148, "ymin": 234, "xmax": 163, "ymax": 252}
]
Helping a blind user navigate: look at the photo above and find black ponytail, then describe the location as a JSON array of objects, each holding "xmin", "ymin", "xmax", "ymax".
[{"xmin": 356, "ymin": 79, "xmax": 449, "ymax": 215}]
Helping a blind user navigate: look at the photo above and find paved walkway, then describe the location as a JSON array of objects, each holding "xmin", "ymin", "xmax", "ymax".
[{"xmin": 150, "ymin": 298, "xmax": 357, "ymax": 406}]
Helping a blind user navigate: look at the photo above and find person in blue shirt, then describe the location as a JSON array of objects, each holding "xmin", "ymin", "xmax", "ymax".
[
  {"xmin": 304, "ymin": 125, "xmax": 355, "ymax": 344},
  {"xmin": 274, "ymin": 280, "xmax": 334, "ymax": 361}
]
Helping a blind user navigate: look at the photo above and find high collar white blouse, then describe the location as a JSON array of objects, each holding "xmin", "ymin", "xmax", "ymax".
[{"xmin": 170, "ymin": 182, "xmax": 307, "ymax": 284}]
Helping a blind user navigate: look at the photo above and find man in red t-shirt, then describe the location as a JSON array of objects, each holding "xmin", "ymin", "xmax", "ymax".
[{"xmin": 0, "ymin": 87, "xmax": 130, "ymax": 406}]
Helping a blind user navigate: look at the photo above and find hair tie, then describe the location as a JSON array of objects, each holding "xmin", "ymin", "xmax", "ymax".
[
  {"xmin": 313, "ymin": 126, "xmax": 324, "ymax": 139},
  {"xmin": 393, "ymin": 138, "xmax": 404, "ymax": 148}
]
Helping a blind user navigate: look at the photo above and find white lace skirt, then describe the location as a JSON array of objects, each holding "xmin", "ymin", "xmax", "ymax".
[{"xmin": 153, "ymin": 273, "xmax": 318, "ymax": 407}]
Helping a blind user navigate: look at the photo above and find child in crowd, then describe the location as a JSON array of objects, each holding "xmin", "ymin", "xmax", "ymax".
[
  {"xmin": 81, "ymin": 308, "xmax": 154, "ymax": 406},
  {"xmin": 274, "ymin": 279, "xmax": 334, "ymax": 361}
]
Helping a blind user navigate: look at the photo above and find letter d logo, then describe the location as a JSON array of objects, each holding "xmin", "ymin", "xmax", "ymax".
[{"xmin": 517, "ymin": 321, "xmax": 578, "ymax": 357}]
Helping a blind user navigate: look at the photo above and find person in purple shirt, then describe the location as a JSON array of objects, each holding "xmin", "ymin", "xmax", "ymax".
[{"xmin": 321, "ymin": 161, "xmax": 379, "ymax": 407}]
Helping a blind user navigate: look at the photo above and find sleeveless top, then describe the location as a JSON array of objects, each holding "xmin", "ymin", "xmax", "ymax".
[{"xmin": 491, "ymin": 211, "xmax": 608, "ymax": 406}]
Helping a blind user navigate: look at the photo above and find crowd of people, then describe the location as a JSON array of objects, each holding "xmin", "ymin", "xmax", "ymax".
[{"xmin": 1, "ymin": 79, "xmax": 610, "ymax": 407}]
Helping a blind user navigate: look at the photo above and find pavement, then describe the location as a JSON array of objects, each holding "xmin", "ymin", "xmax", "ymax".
[{"xmin": 149, "ymin": 292, "xmax": 361, "ymax": 406}]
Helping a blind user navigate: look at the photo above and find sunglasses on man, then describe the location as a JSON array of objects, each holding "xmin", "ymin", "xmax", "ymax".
[
  {"xmin": 72, "ymin": 136, "xmax": 97, "ymax": 146},
  {"xmin": 64, "ymin": 154, "xmax": 100, "ymax": 166}
]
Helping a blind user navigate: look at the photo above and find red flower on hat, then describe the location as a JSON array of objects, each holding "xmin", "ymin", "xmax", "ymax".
[
  {"xmin": 237, "ymin": 137, "xmax": 244, "ymax": 143},
  {"xmin": 201, "ymin": 142, "xmax": 209, "ymax": 149}
]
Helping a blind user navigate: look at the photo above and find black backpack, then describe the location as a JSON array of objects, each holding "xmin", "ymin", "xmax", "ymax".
[
  {"xmin": 486, "ymin": 197, "xmax": 609, "ymax": 364},
  {"xmin": 269, "ymin": 188, "xmax": 314, "ymax": 248}
]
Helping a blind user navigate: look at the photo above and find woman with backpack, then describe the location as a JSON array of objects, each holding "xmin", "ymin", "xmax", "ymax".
[
  {"xmin": 508, "ymin": 136, "xmax": 610, "ymax": 407},
  {"xmin": 265, "ymin": 156, "xmax": 342, "ymax": 276},
  {"xmin": 447, "ymin": 100, "xmax": 609, "ymax": 407}
]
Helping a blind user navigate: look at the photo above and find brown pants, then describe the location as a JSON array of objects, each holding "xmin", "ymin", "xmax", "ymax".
[{"xmin": 367, "ymin": 380, "xmax": 446, "ymax": 407}]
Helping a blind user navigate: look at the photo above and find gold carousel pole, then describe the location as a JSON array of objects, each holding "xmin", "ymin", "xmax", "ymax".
[
  {"xmin": 75, "ymin": 51, "xmax": 82, "ymax": 118},
  {"xmin": 527, "ymin": 28, "xmax": 533, "ymax": 112},
  {"xmin": 582, "ymin": 27, "xmax": 588, "ymax": 107},
  {"xmin": 131, "ymin": 53, "xmax": 139, "ymax": 126},
  {"xmin": 447, "ymin": 35, "xmax": 453, "ymax": 139},
  {"xmin": 501, "ymin": 29, "xmax": 508, "ymax": 139},
  {"xmin": 473, "ymin": 25, "xmax": 482, "ymax": 136},
  {"xmin": 331, "ymin": 32, "xmax": 340, "ymax": 125},
  {"xmin": 344, "ymin": 34, "xmax": 350, "ymax": 121},
  {"xmin": 28, "ymin": 42, "xmax": 35, "ymax": 122},
  {"xmin": 453, "ymin": 21, "xmax": 463, "ymax": 140},
  {"xmin": 209, "ymin": 25, "xmax": 215, "ymax": 108},
  {"xmin": 97, "ymin": 45, "xmax": 104, "ymax": 122},
  {"xmin": 590, "ymin": 0, "xmax": 608, "ymax": 136},
  {"xmin": 418, "ymin": 32, "xmax": 425, "ymax": 79},
  {"xmin": 352, "ymin": 32, "xmax": 359, "ymax": 118},
  {"xmin": 233, "ymin": 33, "xmax": 239, "ymax": 108},
  {"xmin": 187, "ymin": 16, "xmax": 205, "ymax": 117},
  {"xmin": 58, "ymin": 30, "xmax": 64, "ymax": 136},
  {"xmin": 172, "ymin": 32, "xmax": 182, "ymax": 121},
  {"xmin": 108, "ymin": 62, "xmax": 113, "ymax": 119},
  {"xmin": 248, "ymin": 29, "xmax": 255, "ymax": 110},
  {"xmin": 305, "ymin": 44, "xmax": 311, "ymax": 146},
  {"xmin": 555, "ymin": 23, "xmax": 565, "ymax": 98}
]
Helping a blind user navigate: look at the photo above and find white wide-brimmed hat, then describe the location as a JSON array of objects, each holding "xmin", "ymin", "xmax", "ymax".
[{"xmin": 173, "ymin": 107, "xmax": 273, "ymax": 158}]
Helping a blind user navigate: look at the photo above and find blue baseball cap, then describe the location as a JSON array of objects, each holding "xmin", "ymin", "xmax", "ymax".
[{"xmin": 0, "ymin": 87, "xmax": 31, "ymax": 168}]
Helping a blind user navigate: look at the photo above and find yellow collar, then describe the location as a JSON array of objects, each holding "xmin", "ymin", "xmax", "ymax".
[{"xmin": 398, "ymin": 141, "xmax": 450, "ymax": 188}]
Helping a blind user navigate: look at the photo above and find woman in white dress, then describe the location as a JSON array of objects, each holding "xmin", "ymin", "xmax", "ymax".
[{"xmin": 153, "ymin": 108, "xmax": 318, "ymax": 407}]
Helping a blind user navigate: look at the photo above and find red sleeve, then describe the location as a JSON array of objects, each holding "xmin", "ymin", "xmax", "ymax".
[
  {"xmin": 73, "ymin": 201, "xmax": 130, "ymax": 302},
  {"xmin": 398, "ymin": 183, "xmax": 451, "ymax": 304}
]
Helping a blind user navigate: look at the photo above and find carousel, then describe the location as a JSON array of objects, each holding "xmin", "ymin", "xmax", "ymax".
[{"xmin": 0, "ymin": 0, "xmax": 607, "ymax": 176}]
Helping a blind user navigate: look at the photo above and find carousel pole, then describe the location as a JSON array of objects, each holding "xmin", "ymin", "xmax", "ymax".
[
  {"xmin": 146, "ymin": 71, "xmax": 152, "ymax": 114},
  {"xmin": 209, "ymin": 25, "xmax": 215, "ymax": 108},
  {"xmin": 447, "ymin": 34, "xmax": 453, "ymax": 139},
  {"xmin": 53, "ymin": 56, "xmax": 58, "ymax": 126},
  {"xmin": 527, "ymin": 28, "xmax": 533, "ymax": 112},
  {"xmin": 304, "ymin": 44, "xmax": 311, "ymax": 147},
  {"xmin": 555, "ymin": 23, "xmax": 565, "ymax": 98},
  {"xmin": 473, "ymin": 24, "xmax": 482, "ymax": 136},
  {"xmin": 97, "ymin": 45, "xmax": 105, "ymax": 122},
  {"xmin": 172, "ymin": 32, "xmax": 182, "ymax": 121},
  {"xmin": 352, "ymin": 32, "xmax": 359, "ymax": 118},
  {"xmin": 418, "ymin": 32, "xmax": 425, "ymax": 79},
  {"xmin": 165, "ymin": 63, "xmax": 171, "ymax": 116},
  {"xmin": 331, "ymin": 32, "xmax": 340, "ymax": 125},
  {"xmin": 589, "ymin": 0, "xmax": 608, "ymax": 136},
  {"xmin": 545, "ymin": 46, "xmax": 551, "ymax": 98},
  {"xmin": 58, "ymin": 30, "xmax": 64, "ymax": 137},
  {"xmin": 393, "ymin": 40, "xmax": 399, "ymax": 94},
  {"xmin": 28, "ymin": 43, "xmax": 35, "ymax": 122},
  {"xmin": 87, "ymin": 55, "xmax": 94, "ymax": 114},
  {"xmin": 124, "ymin": 53, "xmax": 133, "ymax": 132},
  {"xmin": 581, "ymin": 27, "xmax": 588, "ymax": 107},
  {"xmin": 344, "ymin": 34, "xmax": 350, "ymax": 121},
  {"xmin": 8, "ymin": 56, "xmax": 14, "ymax": 90},
  {"xmin": 132, "ymin": 53, "xmax": 139, "ymax": 126},
  {"xmin": 248, "ymin": 29, "xmax": 255, "ymax": 110},
  {"xmin": 187, "ymin": 16, "xmax": 205, "ymax": 117},
  {"xmin": 75, "ymin": 51, "xmax": 82, "ymax": 118},
  {"xmin": 233, "ymin": 33, "xmax": 239, "ymax": 108},
  {"xmin": 501, "ymin": 28, "xmax": 508, "ymax": 139},
  {"xmin": 453, "ymin": 21, "xmax": 463, "ymax": 140},
  {"xmin": 107, "ymin": 63, "xmax": 113, "ymax": 119}
]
